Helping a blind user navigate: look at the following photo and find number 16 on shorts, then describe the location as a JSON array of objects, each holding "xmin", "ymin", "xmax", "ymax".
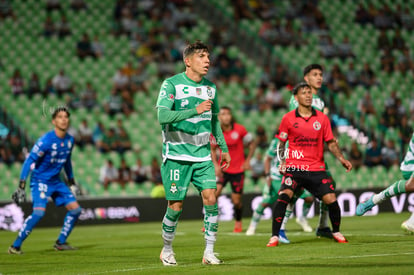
[{"xmin": 170, "ymin": 169, "xmax": 180, "ymax": 181}]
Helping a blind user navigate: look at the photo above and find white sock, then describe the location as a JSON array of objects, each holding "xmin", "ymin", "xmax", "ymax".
[
  {"xmin": 281, "ymin": 203, "xmax": 294, "ymax": 230},
  {"xmin": 204, "ymin": 204, "xmax": 218, "ymax": 254},
  {"xmin": 407, "ymin": 213, "xmax": 414, "ymax": 224}
]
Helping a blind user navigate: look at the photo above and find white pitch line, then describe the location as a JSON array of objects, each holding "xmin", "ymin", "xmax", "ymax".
[
  {"xmin": 78, "ymin": 263, "xmax": 201, "ymax": 275},
  {"xmin": 325, "ymin": 251, "xmax": 414, "ymax": 260},
  {"xmin": 79, "ymin": 251, "xmax": 414, "ymax": 274},
  {"xmin": 152, "ymin": 231, "xmax": 409, "ymax": 238},
  {"xmin": 226, "ymin": 232, "xmax": 408, "ymax": 237}
]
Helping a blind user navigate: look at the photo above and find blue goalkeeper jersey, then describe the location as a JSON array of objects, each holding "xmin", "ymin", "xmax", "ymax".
[{"xmin": 20, "ymin": 130, "xmax": 75, "ymax": 183}]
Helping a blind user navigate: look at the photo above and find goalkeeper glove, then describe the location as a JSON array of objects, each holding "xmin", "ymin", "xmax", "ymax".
[
  {"xmin": 12, "ymin": 180, "xmax": 26, "ymax": 205},
  {"xmin": 68, "ymin": 178, "xmax": 81, "ymax": 196}
]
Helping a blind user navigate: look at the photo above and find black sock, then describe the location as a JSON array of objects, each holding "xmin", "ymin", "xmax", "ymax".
[
  {"xmin": 234, "ymin": 205, "xmax": 243, "ymax": 221},
  {"xmin": 327, "ymin": 201, "xmax": 341, "ymax": 233},
  {"xmin": 272, "ymin": 193, "xmax": 290, "ymax": 236}
]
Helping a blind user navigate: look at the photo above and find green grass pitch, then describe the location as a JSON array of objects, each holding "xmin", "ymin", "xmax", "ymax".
[{"xmin": 1, "ymin": 212, "xmax": 413, "ymax": 275}]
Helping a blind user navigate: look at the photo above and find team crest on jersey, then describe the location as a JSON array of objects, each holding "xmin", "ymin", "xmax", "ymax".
[
  {"xmin": 196, "ymin": 88, "xmax": 202, "ymax": 95},
  {"xmin": 313, "ymin": 121, "xmax": 321, "ymax": 131},
  {"xmin": 170, "ymin": 183, "xmax": 178, "ymax": 193},
  {"xmin": 231, "ymin": 132, "xmax": 239, "ymax": 140},
  {"xmin": 206, "ymin": 86, "xmax": 213, "ymax": 98},
  {"xmin": 169, "ymin": 94, "xmax": 174, "ymax": 101},
  {"xmin": 284, "ymin": 177, "xmax": 293, "ymax": 186}
]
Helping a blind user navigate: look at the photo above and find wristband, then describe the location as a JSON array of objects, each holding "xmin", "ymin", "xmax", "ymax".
[
  {"xmin": 68, "ymin": 178, "xmax": 76, "ymax": 186},
  {"xmin": 19, "ymin": 180, "xmax": 26, "ymax": 189}
]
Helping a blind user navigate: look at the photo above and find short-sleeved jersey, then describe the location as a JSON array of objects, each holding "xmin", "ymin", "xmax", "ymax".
[
  {"xmin": 266, "ymin": 137, "xmax": 282, "ymax": 180},
  {"xmin": 400, "ymin": 133, "xmax": 414, "ymax": 172},
  {"xmin": 21, "ymin": 130, "xmax": 75, "ymax": 183},
  {"xmin": 289, "ymin": 94, "xmax": 325, "ymax": 112},
  {"xmin": 219, "ymin": 123, "xmax": 251, "ymax": 174},
  {"xmin": 276, "ymin": 108, "xmax": 334, "ymax": 171},
  {"xmin": 156, "ymin": 72, "xmax": 218, "ymax": 162}
]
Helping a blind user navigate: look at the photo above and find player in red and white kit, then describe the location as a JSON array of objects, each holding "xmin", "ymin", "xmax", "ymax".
[
  {"xmin": 211, "ymin": 106, "xmax": 256, "ymax": 233},
  {"xmin": 267, "ymin": 82, "xmax": 352, "ymax": 247}
]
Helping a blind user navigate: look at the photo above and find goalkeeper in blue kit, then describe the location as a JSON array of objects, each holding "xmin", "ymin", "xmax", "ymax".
[{"xmin": 8, "ymin": 107, "xmax": 82, "ymax": 254}]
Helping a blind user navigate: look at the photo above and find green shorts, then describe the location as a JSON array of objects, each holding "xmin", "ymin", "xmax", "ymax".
[
  {"xmin": 402, "ymin": 170, "xmax": 413, "ymax": 180},
  {"xmin": 261, "ymin": 178, "xmax": 282, "ymax": 205},
  {"xmin": 161, "ymin": 159, "xmax": 216, "ymax": 200},
  {"xmin": 299, "ymin": 188, "xmax": 313, "ymax": 199}
]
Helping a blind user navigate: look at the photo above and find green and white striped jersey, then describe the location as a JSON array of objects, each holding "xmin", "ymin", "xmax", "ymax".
[
  {"xmin": 266, "ymin": 137, "xmax": 282, "ymax": 180},
  {"xmin": 156, "ymin": 72, "xmax": 219, "ymax": 162},
  {"xmin": 400, "ymin": 133, "xmax": 414, "ymax": 172},
  {"xmin": 289, "ymin": 94, "xmax": 325, "ymax": 112}
]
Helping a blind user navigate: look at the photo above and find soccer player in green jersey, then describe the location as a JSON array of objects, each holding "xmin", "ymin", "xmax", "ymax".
[
  {"xmin": 245, "ymin": 135, "xmax": 291, "ymax": 243},
  {"xmin": 288, "ymin": 64, "xmax": 335, "ymax": 236},
  {"xmin": 156, "ymin": 41, "xmax": 231, "ymax": 266},
  {"xmin": 357, "ymin": 132, "xmax": 414, "ymax": 234}
]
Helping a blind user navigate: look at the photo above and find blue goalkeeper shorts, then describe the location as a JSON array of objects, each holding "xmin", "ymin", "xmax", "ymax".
[{"xmin": 30, "ymin": 179, "xmax": 76, "ymax": 208}]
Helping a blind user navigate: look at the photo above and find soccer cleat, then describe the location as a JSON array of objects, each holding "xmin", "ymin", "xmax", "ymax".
[
  {"xmin": 332, "ymin": 232, "xmax": 348, "ymax": 243},
  {"xmin": 160, "ymin": 248, "xmax": 177, "ymax": 266},
  {"xmin": 296, "ymin": 217, "xmax": 313, "ymax": 232},
  {"xmin": 266, "ymin": 236, "xmax": 279, "ymax": 247},
  {"xmin": 356, "ymin": 196, "xmax": 375, "ymax": 216},
  {"xmin": 401, "ymin": 220, "xmax": 414, "ymax": 234},
  {"xmin": 8, "ymin": 246, "xmax": 23, "ymax": 255},
  {"xmin": 54, "ymin": 242, "xmax": 77, "ymax": 251},
  {"xmin": 278, "ymin": 230, "xmax": 290, "ymax": 244},
  {"xmin": 202, "ymin": 252, "xmax": 223, "ymax": 265},
  {"xmin": 245, "ymin": 225, "xmax": 256, "ymax": 236},
  {"xmin": 316, "ymin": 227, "xmax": 333, "ymax": 239},
  {"xmin": 233, "ymin": 221, "xmax": 242, "ymax": 233}
]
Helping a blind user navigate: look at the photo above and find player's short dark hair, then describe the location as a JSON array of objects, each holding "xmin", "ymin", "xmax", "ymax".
[
  {"xmin": 220, "ymin": 106, "xmax": 232, "ymax": 112},
  {"xmin": 292, "ymin": 82, "xmax": 310, "ymax": 95},
  {"xmin": 219, "ymin": 106, "xmax": 236, "ymax": 124},
  {"xmin": 303, "ymin": 64, "xmax": 323, "ymax": 76},
  {"xmin": 183, "ymin": 40, "xmax": 209, "ymax": 60},
  {"xmin": 52, "ymin": 106, "xmax": 70, "ymax": 119}
]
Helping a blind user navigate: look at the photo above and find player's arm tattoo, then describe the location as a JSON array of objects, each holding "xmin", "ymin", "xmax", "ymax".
[{"xmin": 327, "ymin": 140, "xmax": 345, "ymax": 161}]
